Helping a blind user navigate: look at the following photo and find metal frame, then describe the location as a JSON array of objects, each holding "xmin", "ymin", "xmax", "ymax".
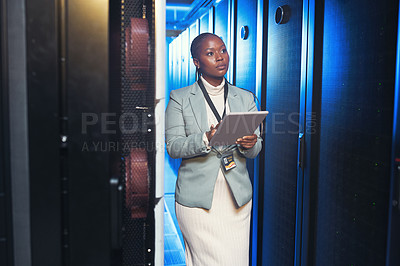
[
  {"xmin": 294, "ymin": 0, "xmax": 310, "ymax": 264},
  {"xmin": 295, "ymin": 0, "xmax": 324, "ymax": 265},
  {"xmin": 253, "ymin": 0, "xmax": 268, "ymax": 265},
  {"xmin": 8, "ymin": 0, "xmax": 34, "ymax": 264},
  {"xmin": 154, "ymin": 0, "xmax": 166, "ymax": 264},
  {"xmin": 0, "ymin": 0, "xmax": 14, "ymax": 264}
]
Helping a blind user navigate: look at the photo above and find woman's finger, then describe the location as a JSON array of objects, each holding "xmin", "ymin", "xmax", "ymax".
[
  {"xmin": 236, "ymin": 134, "xmax": 257, "ymax": 142},
  {"xmin": 236, "ymin": 133, "xmax": 257, "ymax": 147},
  {"xmin": 236, "ymin": 137, "xmax": 257, "ymax": 148},
  {"xmin": 238, "ymin": 139, "xmax": 257, "ymax": 144},
  {"xmin": 241, "ymin": 134, "xmax": 257, "ymax": 140}
]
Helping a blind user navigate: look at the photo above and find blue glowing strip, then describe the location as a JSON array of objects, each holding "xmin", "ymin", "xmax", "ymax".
[
  {"xmin": 385, "ymin": 1, "xmax": 400, "ymax": 265},
  {"xmin": 165, "ymin": 5, "xmax": 192, "ymax": 11},
  {"xmin": 391, "ymin": 4, "xmax": 400, "ymax": 158}
]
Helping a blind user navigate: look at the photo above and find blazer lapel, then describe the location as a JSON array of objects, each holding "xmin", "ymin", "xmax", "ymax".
[
  {"xmin": 189, "ymin": 83, "xmax": 209, "ymax": 132},
  {"xmin": 227, "ymin": 84, "xmax": 241, "ymax": 113},
  {"xmin": 189, "ymin": 81, "xmax": 244, "ymax": 133}
]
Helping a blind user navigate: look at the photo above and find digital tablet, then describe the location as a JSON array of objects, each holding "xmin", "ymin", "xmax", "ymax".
[{"xmin": 209, "ymin": 111, "xmax": 269, "ymax": 146}]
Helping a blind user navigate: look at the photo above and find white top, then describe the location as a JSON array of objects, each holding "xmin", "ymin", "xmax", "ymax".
[
  {"xmin": 176, "ymin": 76, "xmax": 252, "ymax": 265},
  {"xmin": 200, "ymin": 76, "xmax": 230, "ymax": 147}
]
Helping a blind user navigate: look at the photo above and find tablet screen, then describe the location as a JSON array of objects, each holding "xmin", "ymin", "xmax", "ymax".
[{"xmin": 210, "ymin": 111, "xmax": 269, "ymax": 146}]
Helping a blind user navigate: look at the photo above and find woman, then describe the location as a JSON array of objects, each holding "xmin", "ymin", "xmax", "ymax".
[{"xmin": 165, "ymin": 33, "xmax": 262, "ymax": 266}]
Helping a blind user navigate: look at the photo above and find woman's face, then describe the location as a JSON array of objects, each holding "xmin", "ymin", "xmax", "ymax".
[{"xmin": 193, "ymin": 36, "xmax": 229, "ymax": 84}]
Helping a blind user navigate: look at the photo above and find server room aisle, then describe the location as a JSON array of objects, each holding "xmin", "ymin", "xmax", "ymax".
[
  {"xmin": 164, "ymin": 195, "xmax": 185, "ymax": 266},
  {"xmin": 164, "ymin": 154, "xmax": 185, "ymax": 265}
]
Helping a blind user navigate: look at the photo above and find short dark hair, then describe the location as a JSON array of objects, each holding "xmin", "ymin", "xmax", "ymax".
[{"xmin": 190, "ymin": 32, "xmax": 222, "ymax": 59}]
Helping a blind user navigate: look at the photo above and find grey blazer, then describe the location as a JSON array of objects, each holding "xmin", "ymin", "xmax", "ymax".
[{"xmin": 165, "ymin": 81, "xmax": 262, "ymax": 209}]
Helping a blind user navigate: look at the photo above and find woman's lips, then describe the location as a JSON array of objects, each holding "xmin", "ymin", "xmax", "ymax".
[{"xmin": 216, "ymin": 64, "xmax": 226, "ymax": 70}]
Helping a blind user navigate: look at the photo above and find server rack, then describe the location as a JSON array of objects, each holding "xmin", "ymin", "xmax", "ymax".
[
  {"xmin": 119, "ymin": 0, "xmax": 156, "ymax": 264},
  {"xmin": 297, "ymin": 0, "xmax": 399, "ymax": 265}
]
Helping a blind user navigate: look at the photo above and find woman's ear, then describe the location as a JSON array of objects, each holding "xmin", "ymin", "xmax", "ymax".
[{"xmin": 193, "ymin": 58, "xmax": 200, "ymax": 69}]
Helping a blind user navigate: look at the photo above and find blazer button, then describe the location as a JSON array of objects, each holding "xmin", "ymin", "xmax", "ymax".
[{"xmin": 217, "ymin": 154, "xmax": 221, "ymax": 158}]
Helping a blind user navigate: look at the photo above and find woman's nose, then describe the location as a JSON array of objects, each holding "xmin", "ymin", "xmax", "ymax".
[{"xmin": 215, "ymin": 52, "xmax": 223, "ymax": 61}]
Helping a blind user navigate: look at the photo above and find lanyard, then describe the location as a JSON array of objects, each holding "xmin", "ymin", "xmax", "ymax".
[
  {"xmin": 197, "ymin": 78, "xmax": 228, "ymax": 123},
  {"xmin": 211, "ymin": 144, "xmax": 237, "ymax": 155}
]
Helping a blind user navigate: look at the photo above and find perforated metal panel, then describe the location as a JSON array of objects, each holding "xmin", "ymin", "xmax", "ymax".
[
  {"xmin": 261, "ymin": 0, "xmax": 303, "ymax": 265},
  {"xmin": 120, "ymin": 0, "xmax": 155, "ymax": 265},
  {"xmin": 235, "ymin": 0, "xmax": 258, "ymax": 185},
  {"xmin": 311, "ymin": 0, "xmax": 397, "ymax": 265}
]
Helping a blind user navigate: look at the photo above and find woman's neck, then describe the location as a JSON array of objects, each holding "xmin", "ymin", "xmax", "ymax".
[
  {"xmin": 200, "ymin": 76, "xmax": 225, "ymax": 96},
  {"xmin": 201, "ymin": 75, "xmax": 224, "ymax": 87}
]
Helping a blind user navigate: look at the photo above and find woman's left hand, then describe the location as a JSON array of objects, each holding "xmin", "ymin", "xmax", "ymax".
[{"xmin": 236, "ymin": 134, "xmax": 257, "ymax": 149}]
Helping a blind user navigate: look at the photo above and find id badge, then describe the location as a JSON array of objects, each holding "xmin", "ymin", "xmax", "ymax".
[{"xmin": 221, "ymin": 153, "xmax": 237, "ymax": 171}]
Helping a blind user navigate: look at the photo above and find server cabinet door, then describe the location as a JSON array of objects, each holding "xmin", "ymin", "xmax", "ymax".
[
  {"xmin": 168, "ymin": 40, "xmax": 174, "ymax": 96},
  {"xmin": 308, "ymin": 0, "xmax": 398, "ymax": 265},
  {"xmin": 199, "ymin": 11, "xmax": 210, "ymax": 34},
  {"xmin": 25, "ymin": 0, "xmax": 62, "ymax": 264},
  {"xmin": 188, "ymin": 22, "xmax": 199, "ymax": 85},
  {"xmin": 235, "ymin": 0, "xmax": 257, "ymax": 93},
  {"xmin": 175, "ymin": 35, "xmax": 182, "ymax": 90},
  {"xmin": 168, "ymin": 38, "xmax": 182, "ymax": 173},
  {"xmin": 180, "ymin": 29, "xmax": 189, "ymax": 87},
  {"xmin": 261, "ymin": 0, "xmax": 303, "ymax": 265},
  {"xmin": 67, "ymin": 0, "xmax": 111, "ymax": 265},
  {"xmin": 235, "ymin": 0, "xmax": 258, "ymax": 201},
  {"xmin": 214, "ymin": 0, "xmax": 229, "ymax": 52},
  {"xmin": 172, "ymin": 38, "xmax": 178, "ymax": 91}
]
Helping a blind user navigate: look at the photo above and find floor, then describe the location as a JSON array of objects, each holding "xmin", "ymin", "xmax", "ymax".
[{"xmin": 164, "ymin": 193, "xmax": 185, "ymax": 266}]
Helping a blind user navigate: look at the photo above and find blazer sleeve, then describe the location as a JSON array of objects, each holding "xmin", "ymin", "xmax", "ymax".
[
  {"xmin": 165, "ymin": 90, "xmax": 211, "ymax": 159},
  {"xmin": 237, "ymin": 92, "xmax": 263, "ymax": 159}
]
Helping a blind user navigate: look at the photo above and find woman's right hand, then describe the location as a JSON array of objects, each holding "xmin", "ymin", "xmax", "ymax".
[{"xmin": 206, "ymin": 123, "xmax": 220, "ymax": 142}]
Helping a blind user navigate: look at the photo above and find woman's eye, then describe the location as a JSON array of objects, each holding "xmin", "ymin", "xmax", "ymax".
[
  {"xmin": 207, "ymin": 52, "xmax": 214, "ymax": 56},
  {"xmin": 221, "ymin": 49, "xmax": 227, "ymax": 53}
]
